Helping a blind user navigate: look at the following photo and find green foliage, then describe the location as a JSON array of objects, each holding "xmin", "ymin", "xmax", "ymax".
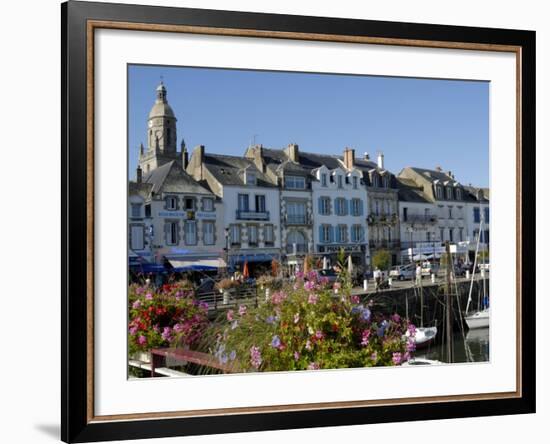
[
  {"xmin": 372, "ymin": 249, "xmax": 391, "ymax": 271},
  {"xmin": 202, "ymin": 271, "xmax": 414, "ymax": 372}
]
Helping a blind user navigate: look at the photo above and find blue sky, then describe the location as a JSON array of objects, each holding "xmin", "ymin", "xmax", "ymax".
[{"xmin": 128, "ymin": 65, "xmax": 489, "ymax": 187}]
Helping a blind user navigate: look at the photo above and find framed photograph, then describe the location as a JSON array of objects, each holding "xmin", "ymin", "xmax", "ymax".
[{"xmin": 62, "ymin": 1, "xmax": 535, "ymax": 442}]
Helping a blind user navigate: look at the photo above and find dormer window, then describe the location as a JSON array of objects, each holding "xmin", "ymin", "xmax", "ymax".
[
  {"xmin": 321, "ymin": 173, "xmax": 327, "ymax": 187},
  {"xmin": 286, "ymin": 175, "xmax": 306, "ymax": 189},
  {"xmin": 446, "ymin": 187, "xmax": 453, "ymax": 200},
  {"xmin": 456, "ymin": 188, "xmax": 462, "ymax": 200},
  {"xmin": 352, "ymin": 176, "xmax": 358, "ymax": 189},
  {"xmin": 371, "ymin": 174, "xmax": 379, "ymax": 188},
  {"xmin": 337, "ymin": 175, "xmax": 343, "ymax": 188},
  {"xmin": 244, "ymin": 170, "xmax": 256, "ymax": 186},
  {"xmin": 435, "ymin": 185, "xmax": 443, "ymax": 200}
]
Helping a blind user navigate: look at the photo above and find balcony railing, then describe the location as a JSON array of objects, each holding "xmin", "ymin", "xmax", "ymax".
[
  {"xmin": 236, "ymin": 209, "xmax": 270, "ymax": 220},
  {"xmin": 402, "ymin": 214, "xmax": 438, "ymax": 224},
  {"xmin": 369, "ymin": 240, "xmax": 401, "ymax": 250},
  {"xmin": 284, "ymin": 214, "xmax": 312, "ymax": 225}
]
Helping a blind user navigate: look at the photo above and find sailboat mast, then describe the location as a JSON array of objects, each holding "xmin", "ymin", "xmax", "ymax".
[
  {"xmin": 445, "ymin": 241, "xmax": 454, "ymax": 363},
  {"xmin": 465, "ymin": 220, "xmax": 482, "ymax": 314}
]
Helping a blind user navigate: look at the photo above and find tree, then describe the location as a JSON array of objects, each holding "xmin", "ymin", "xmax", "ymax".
[{"xmin": 372, "ymin": 249, "xmax": 391, "ymax": 271}]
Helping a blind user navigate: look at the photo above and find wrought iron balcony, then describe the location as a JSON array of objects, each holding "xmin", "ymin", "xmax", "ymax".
[
  {"xmin": 284, "ymin": 214, "xmax": 312, "ymax": 225},
  {"xmin": 236, "ymin": 209, "xmax": 270, "ymax": 220},
  {"xmin": 402, "ymin": 214, "xmax": 438, "ymax": 224}
]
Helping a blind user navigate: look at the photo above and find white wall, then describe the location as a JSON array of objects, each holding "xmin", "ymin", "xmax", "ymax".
[
  {"xmin": 398, "ymin": 201, "xmax": 439, "ymax": 245},
  {"xmin": 1, "ymin": 1, "xmax": 547, "ymax": 444}
]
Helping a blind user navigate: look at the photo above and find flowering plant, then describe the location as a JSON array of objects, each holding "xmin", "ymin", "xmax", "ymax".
[
  {"xmin": 128, "ymin": 282, "xmax": 209, "ymax": 356},
  {"xmin": 205, "ymin": 270, "xmax": 415, "ymax": 372}
]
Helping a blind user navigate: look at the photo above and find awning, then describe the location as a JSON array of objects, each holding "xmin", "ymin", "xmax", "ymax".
[
  {"xmin": 129, "ymin": 262, "xmax": 166, "ymax": 274},
  {"xmin": 169, "ymin": 258, "xmax": 227, "ymax": 272}
]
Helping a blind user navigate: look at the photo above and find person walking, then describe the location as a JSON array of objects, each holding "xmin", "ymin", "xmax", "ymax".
[
  {"xmin": 373, "ymin": 267, "xmax": 381, "ymax": 291},
  {"xmin": 415, "ymin": 262, "xmax": 422, "ymax": 286}
]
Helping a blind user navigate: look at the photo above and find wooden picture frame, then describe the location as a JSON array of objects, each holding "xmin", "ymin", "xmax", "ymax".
[{"xmin": 62, "ymin": 1, "xmax": 536, "ymax": 442}]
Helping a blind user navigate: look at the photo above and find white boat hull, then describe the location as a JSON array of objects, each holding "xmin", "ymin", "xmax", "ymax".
[
  {"xmin": 465, "ymin": 308, "xmax": 490, "ymax": 329},
  {"xmin": 405, "ymin": 326, "xmax": 438, "ymax": 349}
]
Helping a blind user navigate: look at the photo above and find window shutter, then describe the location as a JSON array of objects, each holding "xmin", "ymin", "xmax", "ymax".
[
  {"xmin": 329, "ymin": 226, "xmax": 334, "ymax": 243},
  {"xmin": 359, "ymin": 200, "xmax": 364, "ymax": 216},
  {"xmin": 318, "ymin": 226, "xmax": 324, "ymax": 243},
  {"xmin": 345, "ymin": 199, "xmax": 350, "ymax": 216}
]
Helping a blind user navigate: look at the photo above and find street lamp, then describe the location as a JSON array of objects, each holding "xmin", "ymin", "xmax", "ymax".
[{"xmin": 224, "ymin": 227, "xmax": 230, "ymax": 276}]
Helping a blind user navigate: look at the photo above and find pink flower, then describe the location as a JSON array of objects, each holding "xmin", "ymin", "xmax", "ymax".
[
  {"xmin": 392, "ymin": 352, "xmax": 403, "ymax": 365},
  {"xmin": 137, "ymin": 335, "xmax": 147, "ymax": 345},
  {"xmin": 271, "ymin": 291, "xmax": 287, "ymax": 305},
  {"xmin": 391, "ymin": 313, "xmax": 401, "ymax": 323},
  {"xmin": 250, "ymin": 346, "xmax": 262, "ymax": 369},
  {"xmin": 145, "ymin": 292, "xmax": 153, "ymax": 300},
  {"xmin": 361, "ymin": 329, "xmax": 371, "ymax": 347},
  {"xmin": 129, "ymin": 326, "xmax": 138, "ymax": 335},
  {"xmin": 407, "ymin": 323, "xmax": 417, "ymax": 337},
  {"xmin": 173, "ymin": 323, "xmax": 184, "ymax": 333},
  {"xmin": 305, "ymin": 340, "xmax": 313, "ymax": 351},
  {"xmin": 226, "ymin": 309, "xmax": 234, "ymax": 321},
  {"xmin": 294, "ymin": 351, "xmax": 300, "ymax": 361},
  {"xmin": 161, "ymin": 326, "xmax": 172, "ymax": 341},
  {"xmin": 132, "ymin": 300, "xmax": 141, "ymax": 309},
  {"xmin": 406, "ymin": 338, "xmax": 416, "ymax": 352},
  {"xmin": 315, "ymin": 330, "xmax": 324, "ymax": 339},
  {"xmin": 135, "ymin": 287, "xmax": 144, "ymax": 295},
  {"xmin": 351, "ymin": 294, "xmax": 360, "ymax": 304},
  {"xmin": 319, "ymin": 276, "xmax": 330, "ymax": 286},
  {"xmin": 307, "ymin": 293, "xmax": 319, "ymax": 304},
  {"xmin": 304, "ymin": 280, "xmax": 316, "ymax": 291},
  {"xmin": 238, "ymin": 305, "xmax": 247, "ymax": 316},
  {"xmin": 307, "ymin": 362, "xmax": 320, "ymax": 370}
]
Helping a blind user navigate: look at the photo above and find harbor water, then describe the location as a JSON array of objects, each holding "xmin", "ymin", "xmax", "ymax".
[{"xmin": 416, "ymin": 327, "xmax": 489, "ymax": 363}]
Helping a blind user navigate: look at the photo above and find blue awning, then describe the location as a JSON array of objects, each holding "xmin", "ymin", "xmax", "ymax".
[{"xmin": 129, "ymin": 263, "xmax": 166, "ymax": 274}]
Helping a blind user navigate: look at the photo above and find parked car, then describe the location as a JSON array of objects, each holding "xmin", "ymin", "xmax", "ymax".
[
  {"xmin": 421, "ymin": 262, "xmax": 439, "ymax": 277},
  {"xmin": 389, "ymin": 265, "xmax": 415, "ymax": 281},
  {"xmin": 195, "ymin": 277, "xmax": 216, "ymax": 295}
]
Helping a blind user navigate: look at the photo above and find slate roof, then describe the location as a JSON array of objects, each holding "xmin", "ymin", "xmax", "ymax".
[
  {"xmin": 408, "ymin": 167, "xmax": 458, "ymax": 185},
  {"xmin": 128, "ymin": 181, "xmax": 153, "ymax": 199},
  {"xmin": 142, "ymin": 161, "xmax": 213, "ymax": 195},
  {"xmin": 203, "ymin": 154, "xmax": 277, "ymax": 187},
  {"xmin": 396, "ymin": 177, "xmax": 433, "ymax": 203},
  {"xmin": 463, "ymin": 185, "xmax": 490, "ymax": 203},
  {"xmin": 261, "ymin": 147, "xmax": 345, "ymax": 173}
]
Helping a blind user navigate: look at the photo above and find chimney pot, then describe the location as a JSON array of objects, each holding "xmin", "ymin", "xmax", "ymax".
[
  {"xmin": 377, "ymin": 151, "xmax": 385, "ymax": 169},
  {"xmin": 136, "ymin": 166, "xmax": 142, "ymax": 183}
]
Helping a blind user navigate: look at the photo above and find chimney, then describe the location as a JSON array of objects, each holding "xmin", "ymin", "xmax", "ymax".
[
  {"xmin": 435, "ymin": 165, "xmax": 443, "ymax": 172},
  {"xmin": 181, "ymin": 140, "xmax": 188, "ymax": 169},
  {"xmin": 377, "ymin": 151, "xmax": 385, "ymax": 169},
  {"xmin": 286, "ymin": 143, "xmax": 299, "ymax": 162},
  {"xmin": 343, "ymin": 147, "xmax": 355, "ymax": 169},
  {"xmin": 364, "ymin": 152, "xmax": 370, "ymax": 160},
  {"xmin": 447, "ymin": 170, "xmax": 454, "ymax": 179},
  {"xmin": 139, "ymin": 142, "xmax": 144, "ymax": 157},
  {"xmin": 136, "ymin": 165, "xmax": 142, "ymax": 183}
]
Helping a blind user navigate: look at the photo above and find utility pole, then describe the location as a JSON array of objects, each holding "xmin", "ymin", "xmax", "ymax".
[{"xmin": 445, "ymin": 241, "xmax": 454, "ymax": 363}]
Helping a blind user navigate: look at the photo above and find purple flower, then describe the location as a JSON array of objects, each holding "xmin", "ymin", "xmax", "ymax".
[
  {"xmin": 145, "ymin": 292, "xmax": 153, "ymax": 300},
  {"xmin": 129, "ymin": 326, "xmax": 138, "ymax": 335},
  {"xmin": 137, "ymin": 335, "xmax": 147, "ymax": 345},
  {"xmin": 229, "ymin": 350, "xmax": 237, "ymax": 361},
  {"xmin": 407, "ymin": 323, "xmax": 417, "ymax": 337},
  {"xmin": 226, "ymin": 309, "xmax": 234, "ymax": 321},
  {"xmin": 406, "ymin": 338, "xmax": 416, "ymax": 352},
  {"xmin": 238, "ymin": 305, "xmax": 247, "ymax": 316},
  {"xmin": 219, "ymin": 353, "xmax": 228, "ymax": 364},
  {"xmin": 161, "ymin": 327, "xmax": 172, "ymax": 341},
  {"xmin": 271, "ymin": 291, "xmax": 287, "ymax": 305},
  {"xmin": 307, "ymin": 362, "xmax": 320, "ymax": 370},
  {"xmin": 319, "ymin": 276, "xmax": 330, "ymax": 286},
  {"xmin": 173, "ymin": 323, "xmax": 184, "ymax": 333},
  {"xmin": 315, "ymin": 330, "xmax": 324, "ymax": 340},
  {"xmin": 199, "ymin": 301, "xmax": 209, "ymax": 311},
  {"xmin": 392, "ymin": 352, "xmax": 403, "ymax": 365},
  {"xmin": 265, "ymin": 315, "xmax": 276, "ymax": 324},
  {"xmin": 371, "ymin": 352, "xmax": 377, "ymax": 362},
  {"xmin": 391, "ymin": 313, "xmax": 401, "ymax": 323},
  {"xmin": 361, "ymin": 307, "xmax": 371, "ymax": 322},
  {"xmin": 271, "ymin": 335, "xmax": 281, "ymax": 349},
  {"xmin": 250, "ymin": 346, "xmax": 262, "ymax": 369},
  {"xmin": 132, "ymin": 300, "xmax": 141, "ymax": 309},
  {"xmin": 295, "ymin": 270, "xmax": 304, "ymax": 279},
  {"xmin": 361, "ymin": 329, "xmax": 371, "ymax": 347},
  {"xmin": 135, "ymin": 287, "xmax": 144, "ymax": 295},
  {"xmin": 294, "ymin": 351, "xmax": 300, "ymax": 361}
]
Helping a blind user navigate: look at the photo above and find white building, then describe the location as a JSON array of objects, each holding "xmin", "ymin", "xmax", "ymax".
[
  {"xmin": 464, "ymin": 186, "xmax": 490, "ymax": 251},
  {"xmin": 187, "ymin": 145, "xmax": 282, "ymax": 274}
]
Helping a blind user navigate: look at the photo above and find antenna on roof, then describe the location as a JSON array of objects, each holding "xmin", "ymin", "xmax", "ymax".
[{"xmin": 250, "ymin": 134, "xmax": 259, "ymax": 147}]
